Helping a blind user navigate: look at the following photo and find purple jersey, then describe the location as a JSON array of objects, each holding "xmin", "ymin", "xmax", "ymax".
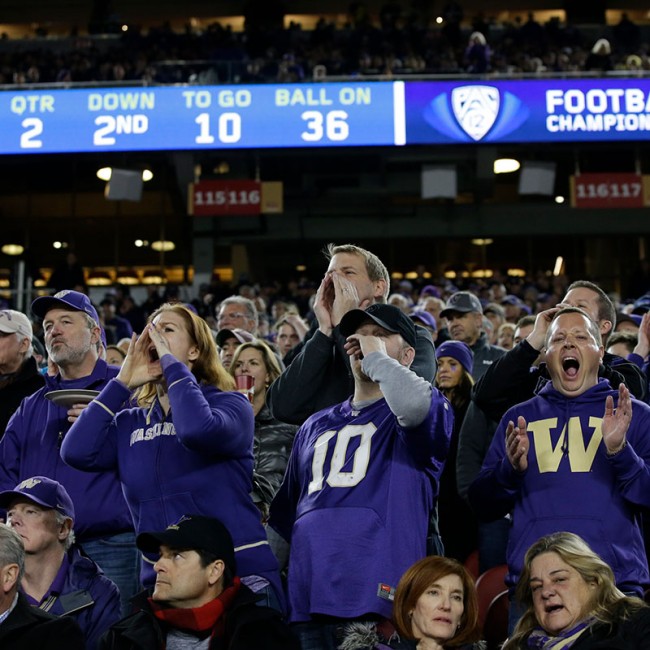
[{"xmin": 269, "ymin": 393, "xmax": 452, "ymax": 622}]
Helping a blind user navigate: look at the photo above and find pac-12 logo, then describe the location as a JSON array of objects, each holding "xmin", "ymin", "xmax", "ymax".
[
  {"xmin": 423, "ymin": 84, "xmax": 529, "ymax": 142},
  {"xmin": 451, "ymin": 86, "xmax": 499, "ymax": 141}
]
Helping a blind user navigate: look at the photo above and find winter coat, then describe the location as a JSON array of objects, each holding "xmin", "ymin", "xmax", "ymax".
[
  {"xmin": 98, "ymin": 585, "xmax": 300, "ymax": 650},
  {"xmin": 0, "ymin": 593, "xmax": 84, "ymax": 649},
  {"xmin": 473, "ymin": 339, "xmax": 647, "ymax": 422},
  {"xmin": 251, "ymin": 404, "xmax": 297, "ymax": 516},
  {"xmin": 42, "ymin": 544, "xmax": 121, "ymax": 650},
  {"xmin": 0, "ymin": 359, "xmax": 132, "ymax": 542},
  {"xmin": 338, "ymin": 621, "xmax": 486, "ymax": 650},
  {"xmin": 0, "ymin": 356, "xmax": 44, "ymax": 437}
]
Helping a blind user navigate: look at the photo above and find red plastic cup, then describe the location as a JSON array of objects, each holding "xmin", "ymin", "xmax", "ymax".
[{"xmin": 235, "ymin": 374, "xmax": 255, "ymax": 403}]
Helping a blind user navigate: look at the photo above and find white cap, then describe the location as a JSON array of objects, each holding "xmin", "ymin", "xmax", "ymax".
[{"xmin": 0, "ymin": 310, "xmax": 33, "ymax": 340}]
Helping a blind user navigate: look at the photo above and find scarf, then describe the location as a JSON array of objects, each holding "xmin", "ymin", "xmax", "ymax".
[
  {"xmin": 526, "ymin": 617, "xmax": 595, "ymax": 649},
  {"xmin": 149, "ymin": 576, "xmax": 241, "ymax": 640}
]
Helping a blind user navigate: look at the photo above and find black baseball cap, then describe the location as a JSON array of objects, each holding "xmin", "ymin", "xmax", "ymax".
[
  {"xmin": 440, "ymin": 291, "xmax": 483, "ymax": 318},
  {"xmin": 137, "ymin": 514, "xmax": 236, "ymax": 574},
  {"xmin": 339, "ymin": 304, "xmax": 417, "ymax": 348}
]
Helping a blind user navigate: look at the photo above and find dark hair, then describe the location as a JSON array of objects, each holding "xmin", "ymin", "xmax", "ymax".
[
  {"xmin": 515, "ymin": 314, "xmax": 537, "ymax": 330},
  {"xmin": 435, "ymin": 368, "xmax": 474, "ymax": 412},
  {"xmin": 105, "ymin": 344, "xmax": 127, "ymax": 361},
  {"xmin": 393, "ymin": 556, "xmax": 481, "ymax": 647},
  {"xmin": 196, "ymin": 548, "xmax": 234, "ymax": 587},
  {"xmin": 607, "ymin": 331, "xmax": 637, "ymax": 355}
]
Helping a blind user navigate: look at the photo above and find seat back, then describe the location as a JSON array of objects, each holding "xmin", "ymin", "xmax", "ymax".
[
  {"xmin": 475, "ymin": 564, "xmax": 508, "ymax": 631},
  {"xmin": 464, "ymin": 548, "xmax": 480, "ymax": 580},
  {"xmin": 483, "ymin": 589, "xmax": 510, "ymax": 650}
]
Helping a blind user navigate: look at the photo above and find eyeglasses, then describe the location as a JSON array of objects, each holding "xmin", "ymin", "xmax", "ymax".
[{"xmin": 218, "ymin": 312, "xmax": 248, "ymax": 322}]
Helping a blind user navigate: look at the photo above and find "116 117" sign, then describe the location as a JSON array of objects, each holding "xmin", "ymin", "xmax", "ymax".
[{"xmin": 570, "ymin": 173, "xmax": 650, "ymax": 208}]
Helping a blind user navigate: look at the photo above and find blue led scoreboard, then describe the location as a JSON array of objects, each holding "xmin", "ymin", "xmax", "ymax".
[{"xmin": 1, "ymin": 78, "xmax": 649, "ymax": 153}]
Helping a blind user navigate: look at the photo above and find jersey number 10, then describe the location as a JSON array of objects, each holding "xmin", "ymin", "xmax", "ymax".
[{"xmin": 308, "ymin": 423, "xmax": 377, "ymax": 494}]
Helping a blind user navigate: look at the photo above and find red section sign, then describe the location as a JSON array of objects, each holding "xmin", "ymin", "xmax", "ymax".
[
  {"xmin": 189, "ymin": 180, "xmax": 262, "ymax": 216},
  {"xmin": 570, "ymin": 173, "xmax": 647, "ymax": 209},
  {"xmin": 189, "ymin": 180, "xmax": 283, "ymax": 216}
]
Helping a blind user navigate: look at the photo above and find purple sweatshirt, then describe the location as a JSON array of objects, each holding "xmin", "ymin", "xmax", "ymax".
[{"xmin": 61, "ymin": 355, "xmax": 282, "ymax": 599}]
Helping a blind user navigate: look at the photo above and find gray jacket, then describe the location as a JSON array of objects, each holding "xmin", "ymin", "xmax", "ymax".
[{"xmin": 470, "ymin": 332, "xmax": 506, "ymax": 381}]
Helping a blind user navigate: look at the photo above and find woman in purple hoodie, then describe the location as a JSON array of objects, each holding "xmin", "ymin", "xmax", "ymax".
[{"xmin": 62, "ymin": 303, "xmax": 283, "ymax": 610}]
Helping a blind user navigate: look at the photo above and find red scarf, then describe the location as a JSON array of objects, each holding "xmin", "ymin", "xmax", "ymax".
[{"xmin": 149, "ymin": 576, "xmax": 241, "ymax": 640}]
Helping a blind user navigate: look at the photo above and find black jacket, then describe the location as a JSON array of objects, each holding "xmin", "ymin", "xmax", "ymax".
[
  {"xmin": 267, "ymin": 323, "xmax": 436, "ymax": 425},
  {"xmin": 98, "ymin": 585, "xmax": 300, "ymax": 650},
  {"xmin": 0, "ymin": 592, "xmax": 84, "ymax": 649},
  {"xmin": 570, "ymin": 605, "xmax": 650, "ymax": 648},
  {"xmin": 473, "ymin": 339, "xmax": 647, "ymax": 423},
  {"xmin": 0, "ymin": 356, "xmax": 44, "ymax": 437},
  {"xmin": 252, "ymin": 404, "xmax": 297, "ymax": 515},
  {"xmin": 509, "ymin": 604, "xmax": 650, "ymax": 649}
]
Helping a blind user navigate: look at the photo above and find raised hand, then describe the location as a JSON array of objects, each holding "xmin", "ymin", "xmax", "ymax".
[
  {"xmin": 314, "ymin": 274, "xmax": 335, "ymax": 336},
  {"xmin": 330, "ymin": 273, "xmax": 362, "ymax": 327},
  {"xmin": 506, "ymin": 415, "xmax": 529, "ymax": 473},
  {"xmin": 526, "ymin": 306, "xmax": 562, "ymax": 351},
  {"xmin": 116, "ymin": 329, "xmax": 163, "ymax": 390},
  {"xmin": 343, "ymin": 332, "xmax": 387, "ymax": 361},
  {"xmin": 633, "ymin": 312, "xmax": 650, "ymax": 360},
  {"xmin": 284, "ymin": 314, "xmax": 309, "ymax": 341},
  {"xmin": 602, "ymin": 383, "xmax": 632, "ymax": 455},
  {"xmin": 147, "ymin": 322, "xmax": 173, "ymax": 359}
]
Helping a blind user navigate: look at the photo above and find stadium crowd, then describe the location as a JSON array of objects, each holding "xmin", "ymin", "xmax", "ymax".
[
  {"xmin": 2, "ymin": 5, "xmax": 650, "ymax": 85},
  {"xmin": 0, "ymin": 241, "xmax": 648, "ymax": 648}
]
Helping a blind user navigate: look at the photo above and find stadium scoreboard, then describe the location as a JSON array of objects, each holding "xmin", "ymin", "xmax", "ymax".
[{"xmin": 1, "ymin": 78, "xmax": 650, "ymax": 154}]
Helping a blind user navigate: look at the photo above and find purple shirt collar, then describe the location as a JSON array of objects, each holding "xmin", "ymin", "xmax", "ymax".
[{"xmin": 23, "ymin": 553, "xmax": 69, "ymax": 607}]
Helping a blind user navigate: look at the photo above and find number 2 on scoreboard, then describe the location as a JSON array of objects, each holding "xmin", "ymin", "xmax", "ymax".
[{"xmin": 20, "ymin": 118, "xmax": 43, "ymax": 149}]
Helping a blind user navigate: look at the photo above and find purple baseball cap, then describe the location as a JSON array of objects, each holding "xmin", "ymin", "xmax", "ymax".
[
  {"xmin": 32, "ymin": 290, "xmax": 100, "ymax": 324},
  {"xmin": 32, "ymin": 290, "xmax": 106, "ymax": 347},
  {"xmin": 0, "ymin": 476, "xmax": 75, "ymax": 519},
  {"xmin": 409, "ymin": 310, "xmax": 437, "ymax": 331},
  {"xmin": 419, "ymin": 285, "xmax": 441, "ymax": 298},
  {"xmin": 500, "ymin": 294, "xmax": 521, "ymax": 306}
]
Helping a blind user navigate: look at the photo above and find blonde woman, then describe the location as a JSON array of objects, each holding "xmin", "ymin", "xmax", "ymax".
[
  {"xmin": 504, "ymin": 532, "xmax": 650, "ymax": 649},
  {"xmin": 229, "ymin": 340, "xmax": 297, "ymax": 520}
]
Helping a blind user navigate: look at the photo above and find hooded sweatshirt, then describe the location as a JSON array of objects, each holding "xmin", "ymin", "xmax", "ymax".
[
  {"xmin": 61, "ymin": 356, "xmax": 282, "ymax": 601},
  {"xmin": 469, "ymin": 379, "xmax": 650, "ymax": 595}
]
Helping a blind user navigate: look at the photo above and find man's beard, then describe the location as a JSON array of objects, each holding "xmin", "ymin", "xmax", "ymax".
[
  {"xmin": 351, "ymin": 360, "xmax": 373, "ymax": 385},
  {"xmin": 49, "ymin": 343, "xmax": 91, "ymax": 368}
]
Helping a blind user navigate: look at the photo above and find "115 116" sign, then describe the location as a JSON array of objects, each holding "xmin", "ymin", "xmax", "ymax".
[{"xmin": 188, "ymin": 180, "xmax": 283, "ymax": 216}]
